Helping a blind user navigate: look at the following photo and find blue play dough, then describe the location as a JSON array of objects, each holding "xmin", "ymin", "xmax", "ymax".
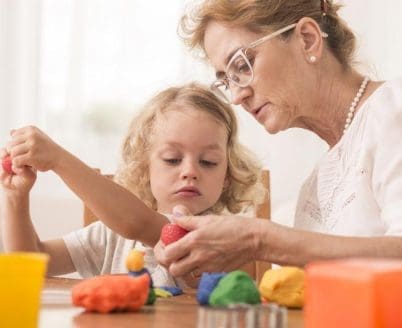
[
  {"xmin": 197, "ymin": 272, "xmax": 227, "ymax": 305},
  {"xmin": 128, "ymin": 268, "xmax": 153, "ymax": 287},
  {"xmin": 158, "ymin": 286, "xmax": 183, "ymax": 296}
]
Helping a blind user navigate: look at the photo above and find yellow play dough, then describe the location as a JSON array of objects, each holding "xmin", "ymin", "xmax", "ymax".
[
  {"xmin": 125, "ymin": 249, "xmax": 145, "ymax": 271},
  {"xmin": 259, "ymin": 266, "xmax": 304, "ymax": 308}
]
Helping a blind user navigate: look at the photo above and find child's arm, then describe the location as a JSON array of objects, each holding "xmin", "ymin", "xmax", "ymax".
[
  {"xmin": 7, "ymin": 126, "xmax": 168, "ymax": 246},
  {"xmin": 0, "ymin": 149, "xmax": 75, "ymax": 276}
]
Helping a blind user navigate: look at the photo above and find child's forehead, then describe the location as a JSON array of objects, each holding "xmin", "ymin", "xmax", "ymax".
[
  {"xmin": 155, "ymin": 106, "xmax": 225, "ymax": 127},
  {"xmin": 150, "ymin": 108, "xmax": 229, "ymax": 149}
]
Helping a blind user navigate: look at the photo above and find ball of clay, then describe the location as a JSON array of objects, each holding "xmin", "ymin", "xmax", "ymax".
[
  {"xmin": 126, "ymin": 249, "xmax": 145, "ymax": 271},
  {"xmin": 259, "ymin": 266, "xmax": 304, "ymax": 308},
  {"xmin": 72, "ymin": 274, "xmax": 150, "ymax": 313},
  {"xmin": 197, "ymin": 272, "xmax": 226, "ymax": 305},
  {"xmin": 209, "ymin": 271, "xmax": 261, "ymax": 306}
]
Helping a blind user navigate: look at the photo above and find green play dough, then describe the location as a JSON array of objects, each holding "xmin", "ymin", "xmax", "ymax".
[
  {"xmin": 146, "ymin": 288, "xmax": 156, "ymax": 305},
  {"xmin": 209, "ymin": 270, "xmax": 261, "ymax": 306}
]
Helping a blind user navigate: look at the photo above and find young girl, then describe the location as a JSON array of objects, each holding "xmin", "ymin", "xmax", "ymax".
[{"xmin": 0, "ymin": 83, "xmax": 264, "ymax": 286}]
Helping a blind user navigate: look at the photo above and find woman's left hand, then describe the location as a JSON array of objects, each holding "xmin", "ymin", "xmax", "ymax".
[{"xmin": 154, "ymin": 208, "xmax": 260, "ymax": 277}]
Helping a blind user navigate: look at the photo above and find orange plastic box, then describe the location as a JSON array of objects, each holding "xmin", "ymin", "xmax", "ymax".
[{"xmin": 305, "ymin": 258, "xmax": 402, "ymax": 328}]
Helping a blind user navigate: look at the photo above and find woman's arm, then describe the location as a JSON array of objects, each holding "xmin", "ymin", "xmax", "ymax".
[
  {"xmin": 255, "ymin": 219, "xmax": 402, "ymax": 266},
  {"xmin": 155, "ymin": 214, "xmax": 402, "ymax": 277},
  {"xmin": 9, "ymin": 126, "xmax": 168, "ymax": 245}
]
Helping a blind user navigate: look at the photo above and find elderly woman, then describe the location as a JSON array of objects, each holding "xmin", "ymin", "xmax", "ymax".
[{"xmin": 155, "ymin": 0, "xmax": 402, "ymax": 277}]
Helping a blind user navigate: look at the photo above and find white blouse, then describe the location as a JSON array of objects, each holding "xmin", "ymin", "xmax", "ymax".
[{"xmin": 295, "ymin": 78, "xmax": 402, "ymax": 237}]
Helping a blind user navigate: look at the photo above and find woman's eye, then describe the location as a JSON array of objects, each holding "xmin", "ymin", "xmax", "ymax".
[
  {"xmin": 200, "ymin": 160, "xmax": 217, "ymax": 167},
  {"xmin": 163, "ymin": 158, "xmax": 181, "ymax": 165},
  {"xmin": 238, "ymin": 63, "xmax": 250, "ymax": 73},
  {"xmin": 233, "ymin": 58, "xmax": 251, "ymax": 74}
]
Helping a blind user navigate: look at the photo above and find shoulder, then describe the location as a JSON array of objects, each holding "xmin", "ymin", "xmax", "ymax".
[
  {"xmin": 363, "ymin": 78, "xmax": 402, "ymax": 139},
  {"xmin": 367, "ymin": 78, "xmax": 402, "ymax": 117}
]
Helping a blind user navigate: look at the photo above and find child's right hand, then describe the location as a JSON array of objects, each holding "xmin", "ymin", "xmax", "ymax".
[
  {"xmin": 0, "ymin": 148, "xmax": 37, "ymax": 195},
  {"xmin": 6, "ymin": 126, "xmax": 65, "ymax": 173}
]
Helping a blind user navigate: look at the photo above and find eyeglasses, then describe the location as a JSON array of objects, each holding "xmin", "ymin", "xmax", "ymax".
[{"xmin": 210, "ymin": 23, "xmax": 328, "ymax": 104}]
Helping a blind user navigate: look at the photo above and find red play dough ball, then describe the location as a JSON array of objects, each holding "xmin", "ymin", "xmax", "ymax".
[
  {"xmin": 2, "ymin": 156, "xmax": 14, "ymax": 175},
  {"xmin": 161, "ymin": 223, "xmax": 189, "ymax": 245}
]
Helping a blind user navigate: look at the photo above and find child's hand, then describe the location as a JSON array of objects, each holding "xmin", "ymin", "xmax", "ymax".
[
  {"xmin": 0, "ymin": 148, "xmax": 37, "ymax": 195},
  {"xmin": 6, "ymin": 126, "xmax": 64, "ymax": 172}
]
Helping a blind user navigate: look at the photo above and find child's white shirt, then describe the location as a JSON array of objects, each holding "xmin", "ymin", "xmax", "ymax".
[{"xmin": 63, "ymin": 216, "xmax": 183, "ymax": 287}]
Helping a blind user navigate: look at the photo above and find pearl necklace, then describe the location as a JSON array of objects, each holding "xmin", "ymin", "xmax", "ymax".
[{"xmin": 343, "ymin": 76, "xmax": 370, "ymax": 134}]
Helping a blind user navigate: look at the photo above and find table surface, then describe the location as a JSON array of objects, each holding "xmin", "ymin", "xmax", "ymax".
[{"xmin": 41, "ymin": 277, "xmax": 304, "ymax": 328}]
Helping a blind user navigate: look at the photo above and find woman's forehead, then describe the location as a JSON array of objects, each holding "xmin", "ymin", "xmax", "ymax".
[{"xmin": 204, "ymin": 21, "xmax": 261, "ymax": 70}]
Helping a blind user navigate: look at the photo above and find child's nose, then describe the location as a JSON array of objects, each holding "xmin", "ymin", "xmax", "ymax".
[{"xmin": 181, "ymin": 161, "xmax": 198, "ymax": 180}]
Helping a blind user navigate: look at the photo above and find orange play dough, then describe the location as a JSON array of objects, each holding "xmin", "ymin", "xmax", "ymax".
[{"xmin": 72, "ymin": 274, "xmax": 150, "ymax": 313}]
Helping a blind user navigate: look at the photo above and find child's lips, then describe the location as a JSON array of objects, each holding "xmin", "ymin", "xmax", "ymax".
[{"xmin": 175, "ymin": 187, "xmax": 201, "ymax": 197}]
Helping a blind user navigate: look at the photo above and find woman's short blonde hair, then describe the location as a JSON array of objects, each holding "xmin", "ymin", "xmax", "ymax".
[
  {"xmin": 180, "ymin": 0, "xmax": 356, "ymax": 69},
  {"xmin": 114, "ymin": 83, "xmax": 265, "ymax": 215}
]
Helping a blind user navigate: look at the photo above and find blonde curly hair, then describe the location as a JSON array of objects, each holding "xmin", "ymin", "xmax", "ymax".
[{"xmin": 114, "ymin": 83, "xmax": 265, "ymax": 214}]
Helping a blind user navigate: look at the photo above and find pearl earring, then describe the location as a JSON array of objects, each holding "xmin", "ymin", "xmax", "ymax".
[{"xmin": 309, "ymin": 55, "xmax": 317, "ymax": 63}]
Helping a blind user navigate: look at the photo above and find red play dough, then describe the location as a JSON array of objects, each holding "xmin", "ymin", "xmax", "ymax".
[
  {"xmin": 161, "ymin": 223, "xmax": 189, "ymax": 245},
  {"xmin": 2, "ymin": 156, "xmax": 14, "ymax": 175}
]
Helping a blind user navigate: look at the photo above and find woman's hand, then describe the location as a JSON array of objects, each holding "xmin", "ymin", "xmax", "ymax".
[
  {"xmin": 6, "ymin": 126, "xmax": 65, "ymax": 172},
  {"xmin": 154, "ymin": 239, "xmax": 200, "ymax": 288},
  {"xmin": 155, "ymin": 205, "xmax": 260, "ymax": 277},
  {"xmin": 0, "ymin": 148, "xmax": 36, "ymax": 195}
]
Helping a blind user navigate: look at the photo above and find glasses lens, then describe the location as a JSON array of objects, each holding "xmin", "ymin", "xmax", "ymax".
[
  {"xmin": 227, "ymin": 50, "xmax": 253, "ymax": 87},
  {"xmin": 211, "ymin": 81, "xmax": 231, "ymax": 104}
]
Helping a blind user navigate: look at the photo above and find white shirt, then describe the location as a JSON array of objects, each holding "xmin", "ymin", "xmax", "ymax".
[
  {"xmin": 295, "ymin": 78, "xmax": 402, "ymax": 236},
  {"xmin": 63, "ymin": 219, "xmax": 182, "ymax": 287}
]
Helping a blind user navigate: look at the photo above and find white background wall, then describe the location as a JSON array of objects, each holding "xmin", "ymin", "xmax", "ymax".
[{"xmin": 1, "ymin": 1, "xmax": 402, "ymax": 251}]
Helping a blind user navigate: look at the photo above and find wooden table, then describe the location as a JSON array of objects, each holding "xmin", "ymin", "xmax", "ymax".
[{"xmin": 40, "ymin": 277, "xmax": 303, "ymax": 328}]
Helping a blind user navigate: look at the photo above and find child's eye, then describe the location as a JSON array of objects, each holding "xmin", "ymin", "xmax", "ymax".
[
  {"xmin": 163, "ymin": 158, "xmax": 181, "ymax": 165},
  {"xmin": 200, "ymin": 160, "xmax": 217, "ymax": 167}
]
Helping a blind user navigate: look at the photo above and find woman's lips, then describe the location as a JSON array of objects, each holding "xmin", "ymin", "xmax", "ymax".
[{"xmin": 254, "ymin": 103, "xmax": 270, "ymax": 121}]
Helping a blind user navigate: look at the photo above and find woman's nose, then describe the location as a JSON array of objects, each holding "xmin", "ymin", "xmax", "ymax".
[{"xmin": 231, "ymin": 85, "xmax": 252, "ymax": 106}]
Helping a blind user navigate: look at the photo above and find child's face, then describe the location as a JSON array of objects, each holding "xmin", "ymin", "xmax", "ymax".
[{"xmin": 149, "ymin": 108, "xmax": 228, "ymax": 215}]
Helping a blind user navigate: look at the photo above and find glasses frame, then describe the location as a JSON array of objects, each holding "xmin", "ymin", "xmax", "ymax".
[{"xmin": 211, "ymin": 23, "xmax": 328, "ymax": 103}]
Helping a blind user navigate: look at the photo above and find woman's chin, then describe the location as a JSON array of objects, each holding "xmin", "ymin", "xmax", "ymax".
[{"xmin": 263, "ymin": 121, "xmax": 283, "ymax": 134}]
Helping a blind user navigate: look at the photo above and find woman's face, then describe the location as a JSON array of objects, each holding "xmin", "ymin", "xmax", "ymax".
[{"xmin": 204, "ymin": 21, "xmax": 307, "ymax": 134}]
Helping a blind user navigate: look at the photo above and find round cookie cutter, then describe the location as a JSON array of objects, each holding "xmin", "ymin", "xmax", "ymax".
[{"xmin": 197, "ymin": 303, "xmax": 287, "ymax": 328}]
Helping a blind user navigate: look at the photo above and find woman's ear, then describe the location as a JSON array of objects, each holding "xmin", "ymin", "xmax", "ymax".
[{"xmin": 294, "ymin": 17, "xmax": 326, "ymax": 64}]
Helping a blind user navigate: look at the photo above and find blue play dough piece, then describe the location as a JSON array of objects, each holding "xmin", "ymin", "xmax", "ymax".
[
  {"xmin": 158, "ymin": 286, "xmax": 183, "ymax": 296},
  {"xmin": 128, "ymin": 268, "xmax": 154, "ymax": 287},
  {"xmin": 197, "ymin": 272, "xmax": 227, "ymax": 305}
]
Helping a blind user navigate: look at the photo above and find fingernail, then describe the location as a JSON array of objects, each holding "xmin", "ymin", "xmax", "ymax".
[{"xmin": 173, "ymin": 210, "xmax": 183, "ymax": 217}]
